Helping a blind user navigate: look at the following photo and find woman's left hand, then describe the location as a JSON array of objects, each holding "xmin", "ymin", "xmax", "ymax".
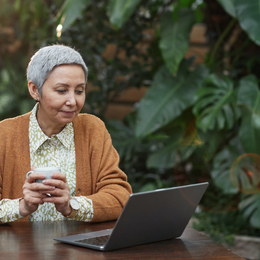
[{"xmin": 41, "ymin": 172, "xmax": 72, "ymax": 216}]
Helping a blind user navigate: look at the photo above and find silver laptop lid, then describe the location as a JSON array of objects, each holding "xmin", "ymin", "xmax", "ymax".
[{"xmin": 104, "ymin": 182, "xmax": 208, "ymax": 250}]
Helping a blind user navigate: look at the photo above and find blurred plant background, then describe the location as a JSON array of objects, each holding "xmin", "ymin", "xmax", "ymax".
[{"xmin": 1, "ymin": 0, "xmax": 260, "ymax": 246}]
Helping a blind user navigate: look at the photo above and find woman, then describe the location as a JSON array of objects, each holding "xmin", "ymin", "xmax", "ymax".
[{"xmin": 0, "ymin": 45, "xmax": 132, "ymax": 223}]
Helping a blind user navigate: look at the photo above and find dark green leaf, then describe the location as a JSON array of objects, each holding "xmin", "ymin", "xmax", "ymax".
[
  {"xmin": 217, "ymin": 0, "xmax": 236, "ymax": 17},
  {"xmin": 204, "ymin": 73, "xmax": 233, "ymax": 90},
  {"xmin": 193, "ymin": 74, "xmax": 239, "ymax": 132},
  {"xmin": 108, "ymin": 0, "xmax": 142, "ymax": 29},
  {"xmin": 239, "ymin": 193, "xmax": 260, "ymax": 228},
  {"xmin": 56, "ymin": 0, "xmax": 91, "ymax": 31},
  {"xmin": 146, "ymin": 129, "xmax": 183, "ymax": 169},
  {"xmin": 237, "ymin": 74, "xmax": 259, "ymax": 109},
  {"xmin": 211, "ymin": 140, "xmax": 243, "ymax": 194},
  {"xmin": 231, "ymin": 154, "xmax": 260, "ymax": 194},
  {"xmin": 135, "ymin": 64, "xmax": 208, "ymax": 137},
  {"xmin": 234, "ymin": 0, "xmax": 260, "ymax": 45},
  {"xmin": 197, "ymin": 130, "xmax": 225, "ymax": 162},
  {"xmin": 159, "ymin": 9, "xmax": 196, "ymax": 74},
  {"xmin": 146, "ymin": 114, "xmax": 202, "ymax": 169},
  {"xmin": 107, "ymin": 118, "xmax": 141, "ymax": 162},
  {"xmin": 238, "ymin": 107, "xmax": 260, "ymax": 154},
  {"xmin": 237, "ymin": 75, "xmax": 260, "ymax": 154}
]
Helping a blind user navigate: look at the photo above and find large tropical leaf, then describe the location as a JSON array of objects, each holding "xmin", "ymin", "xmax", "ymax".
[
  {"xmin": 56, "ymin": 0, "xmax": 91, "ymax": 31},
  {"xmin": 193, "ymin": 74, "xmax": 240, "ymax": 132},
  {"xmin": 237, "ymin": 75, "xmax": 260, "ymax": 154},
  {"xmin": 146, "ymin": 127, "xmax": 183, "ymax": 169},
  {"xmin": 239, "ymin": 193, "xmax": 260, "ymax": 229},
  {"xmin": 135, "ymin": 63, "xmax": 208, "ymax": 138},
  {"xmin": 217, "ymin": 0, "xmax": 236, "ymax": 18},
  {"xmin": 159, "ymin": 9, "xmax": 195, "ymax": 74},
  {"xmin": 211, "ymin": 139, "xmax": 243, "ymax": 194},
  {"xmin": 147, "ymin": 116, "xmax": 202, "ymax": 169},
  {"xmin": 108, "ymin": 0, "xmax": 142, "ymax": 29},
  {"xmin": 237, "ymin": 74, "xmax": 259, "ymax": 109},
  {"xmin": 231, "ymin": 153, "xmax": 260, "ymax": 194},
  {"xmin": 106, "ymin": 118, "xmax": 141, "ymax": 161},
  {"xmin": 147, "ymin": 141, "xmax": 197, "ymax": 169},
  {"xmin": 234, "ymin": 0, "xmax": 260, "ymax": 46},
  {"xmin": 238, "ymin": 108, "xmax": 260, "ymax": 155}
]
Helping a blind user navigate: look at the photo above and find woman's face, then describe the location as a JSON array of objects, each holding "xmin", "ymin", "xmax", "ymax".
[{"xmin": 36, "ymin": 64, "xmax": 86, "ymax": 134}]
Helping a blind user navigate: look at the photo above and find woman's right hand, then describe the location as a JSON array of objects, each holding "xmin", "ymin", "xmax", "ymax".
[{"xmin": 19, "ymin": 170, "xmax": 56, "ymax": 217}]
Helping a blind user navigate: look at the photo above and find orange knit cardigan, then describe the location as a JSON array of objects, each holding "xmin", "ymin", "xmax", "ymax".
[{"xmin": 0, "ymin": 112, "xmax": 132, "ymax": 223}]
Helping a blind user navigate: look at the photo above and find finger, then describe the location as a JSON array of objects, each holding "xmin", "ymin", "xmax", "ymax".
[
  {"xmin": 41, "ymin": 188, "xmax": 65, "ymax": 197},
  {"xmin": 26, "ymin": 173, "xmax": 46, "ymax": 183},
  {"xmin": 41, "ymin": 182, "xmax": 70, "ymax": 198},
  {"xmin": 38, "ymin": 187, "xmax": 64, "ymax": 196},
  {"xmin": 26, "ymin": 167, "xmax": 38, "ymax": 180},
  {"xmin": 24, "ymin": 196, "xmax": 45, "ymax": 205},
  {"xmin": 38, "ymin": 188, "xmax": 57, "ymax": 194},
  {"xmin": 51, "ymin": 172, "xmax": 67, "ymax": 182},
  {"xmin": 23, "ymin": 188, "xmax": 50, "ymax": 199},
  {"xmin": 24, "ymin": 181, "xmax": 56, "ymax": 192},
  {"xmin": 42, "ymin": 179, "xmax": 66, "ymax": 189},
  {"xmin": 23, "ymin": 192, "xmax": 49, "ymax": 205}
]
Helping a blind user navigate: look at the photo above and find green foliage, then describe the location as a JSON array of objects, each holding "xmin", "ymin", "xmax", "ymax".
[
  {"xmin": 193, "ymin": 210, "xmax": 258, "ymax": 245},
  {"xmin": 56, "ymin": 0, "xmax": 91, "ymax": 31},
  {"xmin": 146, "ymin": 133, "xmax": 183, "ymax": 169},
  {"xmin": 210, "ymin": 139, "xmax": 241, "ymax": 194},
  {"xmin": 193, "ymin": 74, "xmax": 239, "ymax": 132},
  {"xmin": 217, "ymin": 0, "xmax": 236, "ymax": 18},
  {"xmin": 100, "ymin": 0, "xmax": 260, "ymax": 231},
  {"xmin": 239, "ymin": 193, "xmax": 260, "ymax": 229},
  {"xmin": 53, "ymin": 0, "xmax": 260, "ymax": 230},
  {"xmin": 159, "ymin": 9, "xmax": 196, "ymax": 74},
  {"xmin": 0, "ymin": 0, "xmax": 60, "ymax": 119},
  {"xmin": 108, "ymin": 0, "xmax": 142, "ymax": 29},
  {"xmin": 235, "ymin": 0, "xmax": 260, "ymax": 46},
  {"xmin": 193, "ymin": 183, "xmax": 260, "ymax": 243},
  {"xmin": 106, "ymin": 115, "xmax": 141, "ymax": 162},
  {"xmin": 135, "ymin": 61, "xmax": 208, "ymax": 137},
  {"xmin": 106, "ymin": 113, "xmax": 176, "ymax": 192},
  {"xmin": 237, "ymin": 75, "xmax": 260, "ymax": 154},
  {"xmin": 58, "ymin": 0, "xmax": 161, "ymax": 118}
]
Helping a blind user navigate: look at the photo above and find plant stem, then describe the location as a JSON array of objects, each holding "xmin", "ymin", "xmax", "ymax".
[
  {"xmin": 231, "ymin": 38, "xmax": 250, "ymax": 68},
  {"xmin": 209, "ymin": 18, "xmax": 237, "ymax": 66}
]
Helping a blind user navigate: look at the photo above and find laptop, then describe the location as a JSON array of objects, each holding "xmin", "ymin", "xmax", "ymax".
[{"xmin": 54, "ymin": 182, "xmax": 208, "ymax": 251}]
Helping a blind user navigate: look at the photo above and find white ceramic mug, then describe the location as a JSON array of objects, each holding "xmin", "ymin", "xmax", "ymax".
[{"xmin": 26, "ymin": 167, "xmax": 61, "ymax": 183}]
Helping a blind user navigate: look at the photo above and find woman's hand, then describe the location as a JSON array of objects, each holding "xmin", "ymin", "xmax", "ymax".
[
  {"xmin": 40, "ymin": 172, "xmax": 72, "ymax": 217},
  {"xmin": 19, "ymin": 170, "xmax": 56, "ymax": 217}
]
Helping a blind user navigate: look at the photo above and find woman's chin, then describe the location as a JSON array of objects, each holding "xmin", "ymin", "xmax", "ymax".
[{"xmin": 58, "ymin": 111, "xmax": 77, "ymax": 122}]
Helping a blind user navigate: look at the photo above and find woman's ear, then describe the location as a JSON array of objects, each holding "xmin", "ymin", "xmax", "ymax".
[{"xmin": 28, "ymin": 81, "xmax": 40, "ymax": 101}]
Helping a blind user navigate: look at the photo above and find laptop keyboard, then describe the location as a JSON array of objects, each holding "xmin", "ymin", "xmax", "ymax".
[{"xmin": 75, "ymin": 235, "xmax": 110, "ymax": 246}]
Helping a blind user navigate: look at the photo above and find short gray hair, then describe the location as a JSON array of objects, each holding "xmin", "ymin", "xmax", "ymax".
[{"xmin": 27, "ymin": 45, "xmax": 88, "ymax": 95}]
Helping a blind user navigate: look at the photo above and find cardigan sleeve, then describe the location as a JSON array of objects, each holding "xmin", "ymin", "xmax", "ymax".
[
  {"xmin": 0, "ymin": 199, "xmax": 24, "ymax": 223},
  {"xmin": 86, "ymin": 128, "xmax": 132, "ymax": 222},
  {"xmin": 0, "ymin": 117, "xmax": 27, "ymax": 224}
]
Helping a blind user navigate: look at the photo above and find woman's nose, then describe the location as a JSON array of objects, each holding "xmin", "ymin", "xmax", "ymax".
[{"xmin": 66, "ymin": 93, "xmax": 76, "ymax": 106}]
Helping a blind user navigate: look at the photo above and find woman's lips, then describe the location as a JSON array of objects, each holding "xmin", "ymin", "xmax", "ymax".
[{"xmin": 61, "ymin": 111, "xmax": 75, "ymax": 116}]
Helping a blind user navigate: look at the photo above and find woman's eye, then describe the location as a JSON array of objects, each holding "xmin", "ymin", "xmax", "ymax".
[
  {"xmin": 75, "ymin": 90, "xmax": 83, "ymax": 94},
  {"xmin": 57, "ymin": 89, "xmax": 66, "ymax": 94}
]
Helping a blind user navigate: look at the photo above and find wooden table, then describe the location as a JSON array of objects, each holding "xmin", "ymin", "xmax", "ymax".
[{"xmin": 0, "ymin": 221, "xmax": 244, "ymax": 260}]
